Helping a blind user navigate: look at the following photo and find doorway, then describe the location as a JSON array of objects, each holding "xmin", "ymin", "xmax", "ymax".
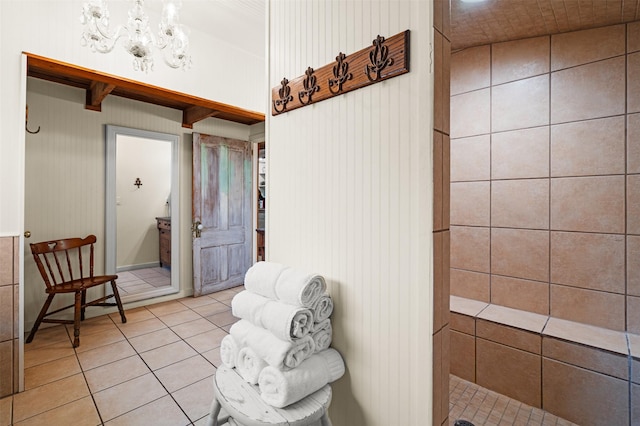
[{"xmin": 105, "ymin": 125, "xmax": 181, "ymax": 303}]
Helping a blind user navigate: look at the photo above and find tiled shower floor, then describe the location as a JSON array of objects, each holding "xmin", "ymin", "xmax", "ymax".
[{"xmin": 449, "ymin": 375, "xmax": 578, "ymax": 426}]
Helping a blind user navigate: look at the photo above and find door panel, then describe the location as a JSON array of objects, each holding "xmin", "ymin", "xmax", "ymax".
[{"xmin": 193, "ymin": 133, "xmax": 252, "ymax": 296}]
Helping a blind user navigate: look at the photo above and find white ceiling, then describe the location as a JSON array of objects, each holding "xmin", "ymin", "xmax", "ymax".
[{"xmin": 181, "ymin": 0, "xmax": 265, "ymax": 57}]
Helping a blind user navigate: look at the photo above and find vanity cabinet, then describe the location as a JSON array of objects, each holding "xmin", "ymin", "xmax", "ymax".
[{"xmin": 156, "ymin": 217, "xmax": 171, "ymax": 268}]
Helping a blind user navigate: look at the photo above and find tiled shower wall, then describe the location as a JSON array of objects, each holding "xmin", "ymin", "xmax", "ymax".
[
  {"xmin": 433, "ymin": 1, "xmax": 451, "ymax": 425},
  {"xmin": 450, "ymin": 22, "xmax": 640, "ymax": 333},
  {"xmin": 0, "ymin": 236, "xmax": 20, "ymax": 397}
]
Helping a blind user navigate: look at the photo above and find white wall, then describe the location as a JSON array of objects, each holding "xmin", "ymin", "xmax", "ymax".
[
  {"xmin": 0, "ymin": 0, "xmax": 265, "ymax": 235},
  {"xmin": 267, "ymin": 1, "xmax": 434, "ymax": 425}
]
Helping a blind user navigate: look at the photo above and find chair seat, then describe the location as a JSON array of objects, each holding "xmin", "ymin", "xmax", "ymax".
[
  {"xmin": 27, "ymin": 235, "xmax": 126, "ymax": 347},
  {"xmin": 46, "ymin": 275, "xmax": 118, "ymax": 293}
]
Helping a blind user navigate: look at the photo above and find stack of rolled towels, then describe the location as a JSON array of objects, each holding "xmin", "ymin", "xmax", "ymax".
[{"xmin": 220, "ymin": 261, "xmax": 345, "ymax": 408}]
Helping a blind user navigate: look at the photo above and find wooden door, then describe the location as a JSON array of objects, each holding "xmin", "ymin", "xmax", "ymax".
[{"xmin": 192, "ymin": 133, "xmax": 252, "ymax": 296}]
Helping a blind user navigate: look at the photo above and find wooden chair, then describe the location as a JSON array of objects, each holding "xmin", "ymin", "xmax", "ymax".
[{"xmin": 27, "ymin": 235, "xmax": 127, "ymax": 348}]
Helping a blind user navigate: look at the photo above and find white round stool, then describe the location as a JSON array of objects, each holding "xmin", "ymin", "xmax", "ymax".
[{"xmin": 207, "ymin": 365, "xmax": 333, "ymax": 426}]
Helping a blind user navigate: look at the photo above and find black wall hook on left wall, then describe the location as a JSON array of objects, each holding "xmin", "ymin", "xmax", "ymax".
[{"xmin": 26, "ymin": 105, "xmax": 40, "ymax": 134}]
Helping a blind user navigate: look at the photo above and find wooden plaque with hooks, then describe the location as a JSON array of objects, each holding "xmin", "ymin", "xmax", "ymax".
[{"xmin": 271, "ymin": 30, "xmax": 410, "ymax": 116}]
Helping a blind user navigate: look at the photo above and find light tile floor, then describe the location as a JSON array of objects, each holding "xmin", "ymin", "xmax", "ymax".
[
  {"xmin": 116, "ymin": 267, "xmax": 172, "ymax": 296},
  {"xmin": 1, "ymin": 286, "xmax": 243, "ymax": 426},
  {"xmin": 1, "ymin": 286, "xmax": 577, "ymax": 426}
]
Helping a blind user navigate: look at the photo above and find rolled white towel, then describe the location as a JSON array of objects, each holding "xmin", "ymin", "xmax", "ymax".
[
  {"xmin": 220, "ymin": 335, "xmax": 239, "ymax": 368},
  {"xmin": 258, "ymin": 348, "xmax": 345, "ymax": 408},
  {"xmin": 310, "ymin": 293, "xmax": 334, "ymax": 322},
  {"xmin": 232, "ymin": 291, "xmax": 313, "ymax": 341},
  {"xmin": 275, "ymin": 267, "xmax": 326, "ymax": 307},
  {"xmin": 230, "ymin": 320, "xmax": 315, "ymax": 369},
  {"xmin": 236, "ymin": 346, "xmax": 268, "ymax": 385},
  {"xmin": 310, "ymin": 319, "xmax": 332, "ymax": 353},
  {"xmin": 244, "ymin": 261, "xmax": 287, "ymax": 301}
]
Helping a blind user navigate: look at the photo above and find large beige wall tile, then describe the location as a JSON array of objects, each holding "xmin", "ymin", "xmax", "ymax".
[
  {"xmin": 551, "ymin": 25, "xmax": 625, "ymax": 71},
  {"xmin": 450, "ymin": 330, "xmax": 475, "ymax": 382},
  {"xmin": 492, "ymin": 75, "xmax": 549, "ymax": 133},
  {"xmin": 433, "ymin": 131, "xmax": 444, "ymax": 231},
  {"xmin": 629, "ymin": 236, "xmax": 640, "ymax": 297},
  {"xmin": 550, "ymin": 232, "xmax": 625, "ymax": 293},
  {"xmin": 550, "ymin": 176, "xmax": 625, "ymax": 234},
  {"xmin": 0, "ymin": 341, "xmax": 11, "ymax": 398},
  {"xmin": 476, "ymin": 339, "xmax": 541, "ymax": 408},
  {"xmin": 442, "ymin": 231, "xmax": 450, "ymax": 327},
  {"xmin": 451, "ymin": 312, "xmax": 475, "ymax": 335},
  {"xmin": 450, "ymin": 268, "xmax": 490, "ymax": 302},
  {"xmin": 492, "ymin": 36, "xmax": 550, "ymax": 85},
  {"xmin": 0, "ymin": 238, "xmax": 13, "ymax": 287},
  {"xmin": 443, "ymin": 40, "xmax": 451, "ymax": 135},
  {"xmin": 450, "ymin": 89, "xmax": 490, "ymax": 138},
  {"xmin": 433, "ymin": 0, "xmax": 443, "ymax": 34},
  {"xmin": 542, "ymin": 358, "xmax": 629, "ymax": 426},
  {"xmin": 451, "ymin": 45, "xmax": 490, "ymax": 95},
  {"xmin": 491, "ymin": 228, "xmax": 549, "ymax": 282},
  {"xmin": 629, "ymin": 114, "xmax": 640, "ymax": 173},
  {"xmin": 629, "ymin": 296, "xmax": 640, "ymax": 334},
  {"xmin": 491, "ymin": 127, "xmax": 549, "ymax": 180},
  {"xmin": 491, "ymin": 275, "xmax": 549, "ymax": 315},
  {"xmin": 434, "ymin": 32, "xmax": 444, "ymax": 133},
  {"xmin": 441, "ymin": 326, "xmax": 450, "ymax": 425},
  {"xmin": 443, "ymin": 134, "xmax": 450, "ymax": 229},
  {"xmin": 550, "ymin": 284, "xmax": 625, "ymax": 331},
  {"xmin": 551, "ymin": 57, "xmax": 625, "ymax": 124},
  {"xmin": 450, "ymin": 135, "xmax": 490, "ymax": 182},
  {"xmin": 477, "ymin": 320, "xmax": 541, "ymax": 354},
  {"xmin": 0, "ymin": 287, "xmax": 12, "ymax": 342},
  {"xmin": 450, "ymin": 182, "xmax": 490, "ymax": 226},
  {"xmin": 434, "ymin": 232, "xmax": 444, "ymax": 332},
  {"xmin": 629, "ymin": 52, "xmax": 640, "ymax": 114},
  {"xmin": 542, "ymin": 337, "xmax": 628, "ymax": 380},
  {"xmin": 550, "ymin": 116, "xmax": 625, "ymax": 177},
  {"xmin": 629, "ymin": 175, "xmax": 640, "ymax": 235},
  {"xmin": 491, "ymin": 179, "xmax": 549, "ymax": 229},
  {"xmin": 630, "ymin": 21, "xmax": 640, "ymax": 53},
  {"xmin": 450, "ymin": 226, "xmax": 490, "ymax": 273},
  {"xmin": 432, "ymin": 330, "xmax": 443, "ymax": 426}
]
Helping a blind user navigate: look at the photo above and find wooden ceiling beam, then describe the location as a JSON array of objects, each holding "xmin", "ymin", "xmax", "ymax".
[
  {"xmin": 24, "ymin": 52, "xmax": 265, "ymax": 126},
  {"xmin": 85, "ymin": 80, "xmax": 116, "ymax": 112},
  {"xmin": 182, "ymin": 106, "xmax": 221, "ymax": 129}
]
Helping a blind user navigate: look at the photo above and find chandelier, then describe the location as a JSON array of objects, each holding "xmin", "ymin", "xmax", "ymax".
[{"xmin": 80, "ymin": 0, "xmax": 192, "ymax": 72}]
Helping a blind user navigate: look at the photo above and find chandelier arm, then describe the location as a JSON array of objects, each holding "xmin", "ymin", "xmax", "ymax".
[{"xmin": 92, "ymin": 25, "xmax": 128, "ymax": 53}]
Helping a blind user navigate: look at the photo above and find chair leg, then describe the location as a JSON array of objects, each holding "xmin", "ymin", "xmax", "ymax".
[
  {"xmin": 111, "ymin": 281, "xmax": 127, "ymax": 323},
  {"xmin": 26, "ymin": 293, "xmax": 55, "ymax": 343},
  {"xmin": 80, "ymin": 290, "xmax": 87, "ymax": 321},
  {"xmin": 72, "ymin": 291, "xmax": 82, "ymax": 348}
]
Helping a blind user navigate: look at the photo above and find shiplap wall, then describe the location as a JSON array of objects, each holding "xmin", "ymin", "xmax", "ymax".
[
  {"xmin": 267, "ymin": 1, "xmax": 434, "ymax": 424},
  {"xmin": 23, "ymin": 78, "xmax": 252, "ymax": 329}
]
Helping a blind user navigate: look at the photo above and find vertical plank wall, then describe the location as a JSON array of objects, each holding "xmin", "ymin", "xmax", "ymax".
[{"xmin": 267, "ymin": 1, "xmax": 436, "ymax": 425}]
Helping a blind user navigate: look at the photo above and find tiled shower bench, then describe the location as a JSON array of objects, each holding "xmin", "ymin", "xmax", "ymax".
[{"xmin": 450, "ymin": 296, "xmax": 640, "ymax": 426}]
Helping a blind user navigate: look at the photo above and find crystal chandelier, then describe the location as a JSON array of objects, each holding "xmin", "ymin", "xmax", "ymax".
[{"xmin": 80, "ymin": 0, "xmax": 192, "ymax": 72}]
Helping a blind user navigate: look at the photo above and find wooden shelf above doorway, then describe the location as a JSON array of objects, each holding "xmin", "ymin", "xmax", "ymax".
[{"xmin": 25, "ymin": 52, "xmax": 265, "ymax": 128}]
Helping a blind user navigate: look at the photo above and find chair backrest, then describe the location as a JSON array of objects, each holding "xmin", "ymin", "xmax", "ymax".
[{"xmin": 30, "ymin": 235, "xmax": 97, "ymax": 291}]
